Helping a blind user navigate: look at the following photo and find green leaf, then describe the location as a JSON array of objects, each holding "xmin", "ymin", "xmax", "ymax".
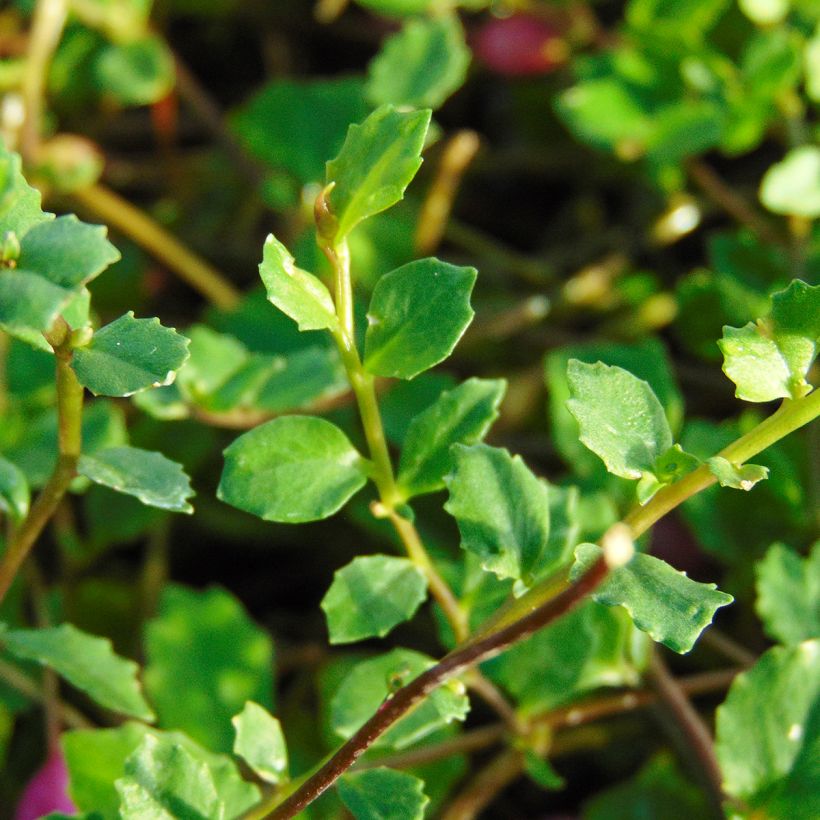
[
  {"xmin": 0, "ymin": 144, "xmax": 51, "ymax": 238},
  {"xmin": 756, "ymin": 542, "xmax": 820, "ymax": 645},
  {"xmin": 63, "ymin": 723, "xmax": 260, "ymax": 820},
  {"xmin": 326, "ymin": 105, "xmax": 431, "ymax": 240},
  {"xmin": 18, "ymin": 215, "xmax": 120, "ymax": 289},
  {"xmin": 1, "ymin": 623, "xmax": 154, "ymax": 720},
  {"xmin": 364, "ymin": 258, "xmax": 476, "ymax": 380},
  {"xmin": 94, "ymin": 35, "xmax": 175, "ymax": 107},
  {"xmin": 259, "ymin": 233, "xmax": 338, "ymax": 332},
  {"xmin": 566, "ymin": 360, "xmax": 673, "ymax": 480},
  {"xmin": 116, "ymin": 734, "xmax": 223, "ymax": 820},
  {"xmin": 760, "ymin": 146, "xmax": 820, "ymax": 218},
  {"xmin": 331, "ymin": 648, "xmax": 469, "ymax": 749},
  {"xmin": 366, "ymin": 15, "xmax": 470, "ymax": 110},
  {"xmin": 218, "ymin": 415, "xmax": 368, "ymax": 523},
  {"xmin": 144, "ymin": 585, "xmax": 275, "ymax": 754},
  {"xmin": 320, "ymin": 555, "xmax": 428, "ymax": 644},
  {"xmin": 354, "ymin": 0, "xmax": 440, "ymax": 15},
  {"xmin": 0, "ymin": 268, "xmax": 70, "ymax": 341},
  {"xmin": 444, "ymin": 444, "xmax": 553, "ymax": 585},
  {"xmin": 524, "ymin": 752, "xmax": 565, "ymax": 790},
  {"xmin": 232, "ymin": 701, "xmax": 288, "ymax": 785},
  {"xmin": 72, "ymin": 312, "xmax": 190, "ymax": 397},
  {"xmin": 739, "ymin": 0, "xmax": 790, "ymax": 24},
  {"xmin": 397, "ymin": 378, "xmax": 505, "ymax": 498},
  {"xmin": 719, "ymin": 280, "xmax": 820, "ymax": 402},
  {"xmin": 0, "ymin": 455, "xmax": 29, "ymax": 523},
  {"xmin": 571, "ymin": 544, "xmax": 733, "ymax": 653},
  {"xmin": 707, "ymin": 456, "xmax": 769, "ymax": 490},
  {"xmin": 338, "ymin": 768, "xmax": 429, "ymax": 820},
  {"xmin": 77, "ymin": 446, "xmax": 195, "ymax": 513},
  {"xmin": 716, "ymin": 640, "xmax": 820, "ymax": 812}
]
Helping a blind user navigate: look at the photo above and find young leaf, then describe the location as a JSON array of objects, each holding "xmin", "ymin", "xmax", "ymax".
[
  {"xmin": 571, "ymin": 544, "xmax": 734, "ymax": 653},
  {"xmin": 756, "ymin": 542, "xmax": 820, "ymax": 645},
  {"xmin": 760, "ymin": 146, "xmax": 820, "ymax": 218},
  {"xmin": 444, "ymin": 444, "xmax": 552, "ymax": 585},
  {"xmin": 566, "ymin": 360, "xmax": 673, "ymax": 480},
  {"xmin": 0, "ymin": 144, "xmax": 52, "ymax": 238},
  {"xmin": 331, "ymin": 648, "xmax": 469, "ymax": 749},
  {"xmin": 258, "ymin": 233, "xmax": 338, "ymax": 332},
  {"xmin": 18, "ymin": 215, "xmax": 120, "ymax": 289},
  {"xmin": 707, "ymin": 456, "xmax": 769, "ymax": 490},
  {"xmin": 397, "ymin": 377, "xmax": 506, "ymax": 498},
  {"xmin": 719, "ymin": 280, "xmax": 820, "ymax": 401},
  {"xmin": 0, "ymin": 454, "xmax": 29, "ymax": 523},
  {"xmin": 232, "ymin": 701, "xmax": 288, "ymax": 785},
  {"xmin": 716, "ymin": 641, "xmax": 820, "ymax": 813},
  {"xmin": 116, "ymin": 734, "xmax": 223, "ymax": 820},
  {"xmin": 1, "ymin": 623, "xmax": 155, "ymax": 720},
  {"xmin": 71, "ymin": 312, "xmax": 190, "ymax": 397},
  {"xmin": 320, "ymin": 555, "xmax": 428, "ymax": 644},
  {"xmin": 338, "ymin": 768, "xmax": 429, "ymax": 820},
  {"xmin": 144, "ymin": 585, "xmax": 275, "ymax": 755},
  {"xmin": 218, "ymin": 415, "xmax": 368, "ymax": 523},
  {"xmin": 364, "ymin": 258, "xmax": 476, "ymax": 379},
  {"xmin": 0, "ymin": 268, "xmax": 75, "ymax": 341},
  {"xmin": 77, "ymin": 446, "xmax": 195, "ymax": 513},
  {"xmin": 366, "ymin": 15, "xmax": 470, "ymax": 109},
  {"xmin": 326, "ymin": 105, "xmax": 431, "ymax": 240}
]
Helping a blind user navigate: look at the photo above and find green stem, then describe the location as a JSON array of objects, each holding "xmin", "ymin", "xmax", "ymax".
[
  {"xmin": 20, "ymin": 0, "xmax": 67, "ymax": 161},
  {"xmin": 0, "ymin": 321, "xmax": 83, "ymax": 605},
  {"xmin": 323, "ymin": 233, "xmax": 469, "ymax": 643}
]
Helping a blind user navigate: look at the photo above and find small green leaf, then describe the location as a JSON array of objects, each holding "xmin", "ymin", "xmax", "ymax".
[
  {"xmin": 0, "ymin": 144, "xmax": 51, "ymax": 238},
  {"xmin": 94, "ymin": 35, "xmax": 175, "ymax": 107},
  {"xmin": 719, "ymin": 280, "xmax": 820, "ymax": 402},
  {"xmin": 77, "ymin": 446, "xmax": 195, "ymax": 513},
  {"xmin": 259, "ymin": 233, "xmax": 338, "ymax": 332},
  {"xmin": 524, "ymin": 752, "xmax": 565, "ymax": 790},
  {"xmin": 567, "ymin": 360, "xmax": 673, "ymax": 480},
  {"xmin": 117, "ymin": 734, "xmax": 223, "ymax": 820},
  {"xmin": 144, "ymin": 585, "xmax": 275, "ymax": 755},
  {"xmin": 756, "ymin": 542, "xmax": 820, "ymax": 645},
  {"xmin": 320, "ymin": 555, "xmax": 428, "ymax": 644},
  {"xmin": 331, "ymin": 648, "xmax": 469, "ymax": 749},
  {"xmin": 219, "ymin": 415, "xmax": 368, "ymax": 523},
  {"xmin": 571, "ymin": 544, "xmax": 733, "ymax": 653},
  {"xmin": 366, "ymin": 15, "xmax": 470, "ymax": 109},
  {"xmin": 397, "ymin": 377, "xmax": 506, "ymax": 498},
  {"xmin": 18, "ymin": 215, "xmax": 120, "ymax": 289},
  {"xmin": 708, "ymin": 456, "xmax": 769, "ymax": 490},
  {"xmin": 444, "ymin": 444, "xmax": 552, "ymax": 585},
  {"xmin": 326, "ymin": 105, "xmax": 431, "ymax": 240},
  {"xmin": 653, "ymin": 444, "xmax": 701, "ymax": 484},
  {"xmin": 760, "ymin": 146, "xmax": 820, "ymax": 218},
  {"xmin": 364, "ymin": 258, "xmax": 476, "ymax": 380},
  {"xmin": 0, "ymin": 455, "xmax": 29, "ymax": 523},
  {"xmin": 1, "ymin": 623, "xmax": 155, "ymax": 720},
  {"xmin": 0, "ymin": 268, "xmax": 75, "ymax": 341},
  {"xmin": 338, "ymin": 768, "xmax": 429, "ymax": 820},
  {"xmin": 716, "ymin": 640, "xmax": 820, "ymax": 811},
  {"xmin": 72, "ymin": 312, "xmax": 190, "ymax": 397},
  {"xmin": 232, "ymin": 701, "xmax": 288, "ymax": 785}
]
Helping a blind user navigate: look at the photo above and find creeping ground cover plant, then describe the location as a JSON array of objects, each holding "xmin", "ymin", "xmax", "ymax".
[{"xmin": 0, "ymin": 1, "xmax": 820, "ymax": 818}]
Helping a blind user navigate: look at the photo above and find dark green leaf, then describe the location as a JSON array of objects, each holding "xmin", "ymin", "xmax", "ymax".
[
  {"xmin": 320, "ymin": 555, "xmax": 428, "ymax": 644},
  {"xmin": 366, "ymin": 15, "xmax": 470, "ymax": 109},
  {"xmin": 338, "ymin": 768, "xmax": 428, "ymax": 820},
  {"xmin": 1, "ymin": 623, "xmax": 154, "ymax": 720},
  {"xmin": 756, "ymin": 542, "xmax": 820, "ymax": 645},
  {"xmin": 572, "ymin": 544, "xmax": 733, "ymax": 653},
  {"xmin": 326, "ymin": 105, "xmax": 431, "ymax": 240},
  {"xmin": 219, "ymin": 415, "xmax": 367, "ymax": 523},
  {"xmin": 258, "ymin": 233, "xmax": 337, "ymax": 332},
  {"xmin": 144, "ymin": 585, "xmax": 275, "ymax": 754},
  {"xmin": 444, "ymin": 444, "xmax": 553, "ymax": 585},
  {"xmin": 364, "ymin": 258, "xmax": 476, "ymax": 379},
  {"xmin": 397, "ymin": 378, "xmax": 505, "ymax": 498},
  {"xmin": 232, "ymin": 701, "xmax": 288, "ymax": 785},
  {"xmin": 331, "ymin": 648, "xmax": 469, "ymax": 749},
  {"xmin": 72, "ymin": 312, "xmax": 190, "ymax": 397},
  {"xmin": 77, "ymin": 446, "xmax": 194, "ymax": 513},
  {"xmin": 567, "ymin": 360, "xmax": 673, "ymax": 480}
]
